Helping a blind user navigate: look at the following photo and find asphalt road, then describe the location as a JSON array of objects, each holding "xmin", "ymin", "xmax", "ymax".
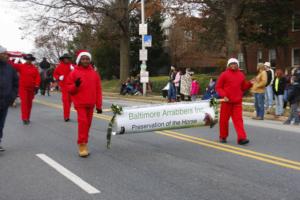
[{"xmin": 1, "ymin": 93, "xmax": 300, "ymax": 200}]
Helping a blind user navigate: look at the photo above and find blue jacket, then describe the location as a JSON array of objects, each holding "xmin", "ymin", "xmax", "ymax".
[{"xmin": 0, "ymin": 61, "xmax": 19, "ymax": 109}]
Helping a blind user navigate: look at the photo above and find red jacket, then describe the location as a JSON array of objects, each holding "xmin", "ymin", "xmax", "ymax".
[
  {"xmin": 53, "ymin": 62, "xmax": 74, "ymax": 88},
  {"xmin": 66, "ymin": 65, "xmax": 102, "ymax": 109},
  {"xmin": 9, "ymin": 61, "xmax": 40, "ymax": 89},
  {"xmin": 216, "ymin": 68, "xmax": 252, "ymax": 103}
]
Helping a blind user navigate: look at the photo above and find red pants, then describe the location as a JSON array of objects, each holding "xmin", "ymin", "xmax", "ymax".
[
  {"xmin": 61, "ymin": 89, "xmax": 72, "ymax": 120},
  {"xmin": 19, "ymin": 88, "xmax": 35, "ymax": 121},
  {"xmin": 219, "ymin": 102, "xmax": 247, "ymax": 142},
  {"xmin": 76, "ymin": 106, "xmax": 94, "ymax": 144}
]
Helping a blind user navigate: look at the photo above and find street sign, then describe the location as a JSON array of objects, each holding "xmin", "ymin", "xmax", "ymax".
[
  {"xmin": 144, "ymin": 35, "xmax": 152, "ymax": 47},
  {"xmin": 140, "ymin": 71, "xmax": 149, "ymax": 83},
  {"xmin": 140, "ymin": 63, "xmax": 147, "ymax": 71},
  {"xmin": 139, "ymin": 24, "xmax": 148, "ymax": 35},
  {"xmin": 139, "ymin": 49, "xmax": 148, "ymax": 61}
]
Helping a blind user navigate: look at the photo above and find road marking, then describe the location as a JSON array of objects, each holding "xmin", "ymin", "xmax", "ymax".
[
  {"xmin": 35, "ymin": 99, "xmax": 300, "ymax": 171},
  {"xmin": 156, "ymin": 131, "xmax": 300, "ymax": 171},
  {"xmin": 163, "ymin": 130, "xmax": 300, "ymax": 167},
  {"xmin": 36, "ymin": 154, "xmax": 100, "ymax": 194}
]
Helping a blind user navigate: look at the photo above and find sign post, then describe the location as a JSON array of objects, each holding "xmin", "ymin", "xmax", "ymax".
[{"xmin": 140, "ymin": 0, "xmax": 148, "ymax": 96}]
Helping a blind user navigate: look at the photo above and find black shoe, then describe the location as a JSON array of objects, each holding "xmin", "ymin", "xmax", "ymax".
[
  {"xmin": 0, "ymin": 145, "xmax": 5, "ymax": 152},
  {"xmin": 238, "ymin": 139, "xmax": 249, "ymax": 145},
  {"xmin": 219, "ymin": 138, "xmax": 227, "ymax": 143},
  {"xmin": 23, "ymin": 120, "xmax": 30, "ymax": 125},
  {"xmin": 283, "ymin": 120, "xmax": 291, "ymax": 125},
  {"xmin": 64, "ymin": 118, "xmax": 70, "ymax": 122}
]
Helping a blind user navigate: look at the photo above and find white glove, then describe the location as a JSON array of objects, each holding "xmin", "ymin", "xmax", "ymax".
[
  {"xmin": 59, "ymin": 75, "xmax": 64, "ymax": 81},
  {"xmin": 70, "ymin": 65, "xmax": 74, "ymax": 71}
]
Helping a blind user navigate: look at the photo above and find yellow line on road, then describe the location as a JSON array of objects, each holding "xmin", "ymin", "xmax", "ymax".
[
  {"xmin": 163, "ymin": 130, "xmax": 300, "ymax": 167},
  {"xmin": 35, "ymin": 99, "xmax": 300, "ymax": 171},
  {"xmin": 156, "ymin": 131, "xmax": 300, "ymax": 171}
]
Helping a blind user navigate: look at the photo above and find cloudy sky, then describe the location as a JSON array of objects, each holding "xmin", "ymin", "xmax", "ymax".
[{"xmin": 0, "ymin": 0, "xmax": 34, "ymax": 52}]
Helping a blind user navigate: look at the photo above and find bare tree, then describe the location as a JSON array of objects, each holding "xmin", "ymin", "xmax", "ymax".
[{"xmin": 14, "ymin": 0, "xmax": 141, "ymax": 81}]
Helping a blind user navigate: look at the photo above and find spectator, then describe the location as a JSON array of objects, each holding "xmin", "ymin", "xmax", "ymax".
[
  {"xmin": 174, "ymin": 69, "xmax": 181, "ymax": 101},
  {"xmin": 264, "ymin": 62, "xmax": 275, "ymax": 113},
  {"xmin": 168, "ymin": 66, "xmax": 177, "ymax": 102},
  {"xmin": 202, "ymin": 78, "xmax": 218, "ymax": 100},
  {"xmin": 273, "ymin": 68, "xmax": 286, "ymax": 117},
  {"xmin": 284, "ymin": 76, "xmax": 300, "ymax": 125},
  {"xmin": 251, "ymin": 63, "xmax": 267, "ymax": 120},
  {"xmin": 39, "ymin": 57, "xmax": 50, "ymax": 71},
  {"xmin": 283, "ymin": 69, "xmax": 292, "ymax": 109},
  {"xmin": 180, "ymin": 68, "xmax": 193, "ymax": 101},
  {"xmin": 190, "ymin": 77, "xmax": 200, "ymax": 101}
]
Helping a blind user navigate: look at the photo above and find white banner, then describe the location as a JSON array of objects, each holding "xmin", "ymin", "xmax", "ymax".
[{"xmin": 114, "ymin": 101, "xmax": 215, "ymax": 134}]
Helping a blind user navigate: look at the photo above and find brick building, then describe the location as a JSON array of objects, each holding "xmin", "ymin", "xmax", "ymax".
[{"xmin": 244, "ymin": 4, "xmax": 300, "ymax": 73}]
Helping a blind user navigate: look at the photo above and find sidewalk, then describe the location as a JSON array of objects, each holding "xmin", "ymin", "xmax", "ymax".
[{"xmin": 103, "ymin": 92, "xmax": 288, "ymax": 122}]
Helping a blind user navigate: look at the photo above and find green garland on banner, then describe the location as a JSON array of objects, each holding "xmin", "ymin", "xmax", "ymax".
[{"xmin": 106, "ymin": 104, "xmax": 123, "ymax": 149}]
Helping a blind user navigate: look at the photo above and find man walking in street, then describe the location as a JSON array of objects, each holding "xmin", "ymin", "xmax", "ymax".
[
  {"xmin": 264, "ymin": 62, "xmax": 274, "ymax": 113},
  {"xmin": 0, "ymin": 45, "xmax": 19, "ymax": 151},
  {"xmin": 53, "ymin": 53, "xmax": 74, "ymax": 122},
  {"xmin": 67, "ymin": 50, "xmax": 102, "ymax": 157},
  {"xmin": 216, "ymin": 58, "xmax": 253, "ymax": 145}
]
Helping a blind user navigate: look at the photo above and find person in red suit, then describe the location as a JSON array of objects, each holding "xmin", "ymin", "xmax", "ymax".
[
  {"xmin": 9, "ymin": 54, "xmax": 41, "ymax": 125},
  {"xmin": 216, "ymin": 58, "xmax": 253, "ymax": 145},
  {"xmin": 67, "ymin": 50, "xmax": 102, "ymax": 157},
  {"xmin": 53, "ymin": 54, "xmax": 74, "ymax": 122}
]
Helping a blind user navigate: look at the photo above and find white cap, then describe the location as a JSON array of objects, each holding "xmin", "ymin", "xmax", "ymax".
[
  {"xmin": 0, "ymin": 45, "xmax": 7, "ymax": 54},
  {"xmin": 227, "ymin": 58, "xmax": 239, "ymax": 67},
  {"xmin": 264, "ymin": 62, "xmax": 271, "ymax": 68}
]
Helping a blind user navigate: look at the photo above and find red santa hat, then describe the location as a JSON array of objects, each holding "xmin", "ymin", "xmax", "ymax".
[{"xmin": 76, "ymin": 50, "xmax": 92, "ymax": 64}]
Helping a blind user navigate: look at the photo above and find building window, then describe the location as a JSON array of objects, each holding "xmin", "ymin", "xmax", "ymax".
[
  {"xmin": 292, "ymin": 13, "xmax": 300, "ymax": 31},
  {"xmin": 269, "ymin": 49, "xmax": 276, "ymax": 67},
  {"xmin": 292, "ymin": 48, "xmax": 300, "ymax": 67},
  {"xmin": 257, "ymin": 50, "xmax": 263, "ymax": 63}
]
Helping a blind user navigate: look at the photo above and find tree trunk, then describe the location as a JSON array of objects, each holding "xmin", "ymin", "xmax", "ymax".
[
  {"xmin": 120, "ymin": 34, "xmax": 130, "ymax": 81},
  {"xmin": 224, "ymin": 1, "xmax": 241, "ymax": 58},
  {"xmin": 118, "ymin": 0, "xmax": 130, "ymax": 82}
]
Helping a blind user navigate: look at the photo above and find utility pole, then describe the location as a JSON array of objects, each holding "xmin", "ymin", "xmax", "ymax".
[{"xmin": 139, "ymin": 0, "xmax": 149, "ymax": 96}]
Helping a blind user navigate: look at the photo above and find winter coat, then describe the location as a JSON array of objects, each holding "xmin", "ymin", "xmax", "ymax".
[
  {"xmin": 9, "ymin": 61, "xmax": 40, "ymax": 89},
  {"xmin": 287, "ymin": 83, "xmax": 300, "ymax": 104},
  {"xmin": 180, "ymin": 73, "xmax": 192, "ymax": 96},
  {"xmin": 66, "ymin": 65, "xmax": 102, "ymax": 109},
  {"xmin": 39, "ymin": 60, "xmax": 50, "ymax": 70},
  {"xmin": 174, "ymin": 72, "xmax": 181, "ymax": 87},
  {"xmin": 272, "ymin": 77, "xmax": 286, "ymax": 96},
  {"xmin": 266, "ymin": 69, "xmax": 275, "ymax": 86},
  {"xmin": 53, "ymin": 62, "xmax": 74, "ymax": 89},
  {"xmin": 216, "ymin": 68, "xmax": 252, "ymax": 103},
  {"xmin": 190, "ymin": 80, "xmax": 200, "ymax": 96},
  {"xmin": 251, "ymin": 70, "xmax": 267, "ymax": 94},
  {"xmin": 0, "ymin": 61, "xmax": 18, "ymax": 109}
]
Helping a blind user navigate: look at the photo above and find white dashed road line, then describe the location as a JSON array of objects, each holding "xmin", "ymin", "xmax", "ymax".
[{"xmin": 36, "ymin": 154, "xmax": 100, "ymax": 194}]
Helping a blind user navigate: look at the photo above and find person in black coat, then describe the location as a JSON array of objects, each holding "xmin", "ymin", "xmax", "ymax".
[
  {"xmin": 272, "ymin": 69, "xmax": 286, "ymax": 116},
  {"xmin": 0, "ymin": 45, "xmax": 19, "ymax": 151},
  {"xmin": 39, "ymin": 57, "xmax": 50, "ymax": 70},
  {"xmin": 284, "ymin": 77, "xmax": 300, "ymax": 125}
]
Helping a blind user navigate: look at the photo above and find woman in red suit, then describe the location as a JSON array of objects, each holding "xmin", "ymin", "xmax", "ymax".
[
  {"xmin": 216, "ymin": 58, "xmax": 253, "ymax": 145},
  {"xmin": 9, "ymin": 54, "xmax": 40, "ymax": 125},
  {"xmin": 67, "ymin": 50, "xmax": 102, "ymax": 157}
]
